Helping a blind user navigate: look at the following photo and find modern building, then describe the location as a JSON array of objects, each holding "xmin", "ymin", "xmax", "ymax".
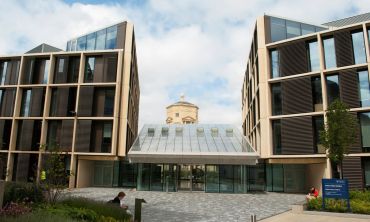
[
  {"xmin": 166, "ymin": 95, "xmax": 198, "ymax": 124},
  {"xmin": 242, "ymin": 13, "xmax": 370, "ymax": 192},
  {"xmin": 0, "ymin": 21, "xmax": 140, "ymax": 188}
]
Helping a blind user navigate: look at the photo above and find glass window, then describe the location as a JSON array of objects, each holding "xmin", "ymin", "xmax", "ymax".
[
  {"xmin": 272, "ymin": 120, "xmax": 281, "ymax": 154},
  {"xmin": 301, "ymin": 24, "xmax": 316, "ymax": 35},
  {"xmin": 219, "ymin": 165, "xmax": 234, "ymax": 193},
  {"xmin": 270, "ymin": 17, "xmax": 286, "ymax": 42},
  {"xmin": 270, "ymin": 49, "xmax": 280, "ymax": 78},
  {"xmin": 43, "ymin": 60, "xmax": 50, "ymax": 84},
  {"xmin": 205, "ymin": 165, "xmax": 219, "ymax": 193},
  {"xmin": 286, "ymin": 21, "xmax": 301, "ymax": 38},
  {"xmin": 313, "ymin": 116, "xmax": 324, "ymax": 153},
  {"xmin": 96, "ymin": 29, "xmax": 106, "ymax": 50},
  {"xmin": 84, "ymin": 57, "xmax": 95, "ymax": 82},
  {"xmin": 20, "ymin": 89, "xmax": 32, "ymax": 117},
  {"xmin": 0, "ymin": 61, "xmax": 8, "ymax": 85},
  {"xmin": 360, "ymin": 112, "xmax": 370, "ymax": 152},
  {"xmin": 104, "ymin": 89, "xmax": 115, "ymax": 116},
  {"xmin": 77, "ymin": 36, "xmax": 87, "ymax": 51},
  {"xmin": 365, "ymin": 159, "xmax": 370, "ymax": 187},
  {"xmin": 311, "ymin": 77, "xmax": 323, "ymax": 110},
  {"xmin": 307, "ymin": 41, "xmax": 320, "ymax": 72},
  {"xmin": 358, "ymin": 70, "xmax": 370, "ymax": 107},
  {"xmin": 71, "ymin": 40, "xmax": 77, "ymax": 51},
  {"xmin": 86, "ymin": 33, "xmax": 96, "ymax": 51},
  {"xmin": 105, "ymin": 26, "xmax": 117, "ymax": 49},
  {"xmin": 161, "ymin": 127, "xmax": 168, "ymax": 137},
  {"xmin": 351, "ymin": 31, "xmax": 367, "ymax": 64},
  {"xmin": 326, "ymin": 75, "xmax": 340, "ymax": 105},
  {"xmin": 323, "ymin": 37, "xmax": 337, "ymax": 69},
  {"xmin": 66, "ymin": 41, "xmax": 71, "ymax": 51},
  {"xmin": 102, "ymin": 122, "xmax": 112, "ymax": 152},
  {"xmin": 58, "ymin": 58, "xmax": 64, "ymax": 73},
  {"xmin": 271, "ymin": 83, "xmax": 282, "ymax": 115}
]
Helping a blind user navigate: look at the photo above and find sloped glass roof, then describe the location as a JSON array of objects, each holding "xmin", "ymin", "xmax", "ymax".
[{"xmin": 128, "ymin": 124, "xmax": 259, "ymax": 165}]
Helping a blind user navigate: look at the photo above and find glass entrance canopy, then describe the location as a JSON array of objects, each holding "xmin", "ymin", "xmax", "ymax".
[{"xmin": 128, "ymin": 124, "xmax": 259, "ymax": 165}]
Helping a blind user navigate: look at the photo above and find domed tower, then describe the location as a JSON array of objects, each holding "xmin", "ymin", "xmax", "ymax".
[{"xmin": 166, "ymin": 95, "xmax": 198, "ymax": 124}]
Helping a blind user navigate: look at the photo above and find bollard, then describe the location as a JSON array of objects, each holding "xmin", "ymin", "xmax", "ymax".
[
  {"xmin": 0, "ymin": 180, "xmax": 5, "ymax": 208},
  {"xmin": 250, "ymin": 214, "xmax": 257, "ymax": 222},
  {"xmin": 134, "ymin": 198, "xmax": 146, "ymax": 222}
]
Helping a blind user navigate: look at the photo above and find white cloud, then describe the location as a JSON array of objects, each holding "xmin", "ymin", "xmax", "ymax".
[{"xmin": 1, "ymin": 0, "xmax": 370, "ymax": 130}]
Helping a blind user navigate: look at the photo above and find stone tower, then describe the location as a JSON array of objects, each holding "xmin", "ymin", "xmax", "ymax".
[{"xmin": 166, "ymin": 95, "xmax": 198, "ymax": 124}]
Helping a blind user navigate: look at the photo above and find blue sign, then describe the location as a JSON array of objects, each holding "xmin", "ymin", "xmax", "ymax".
[{"xmin": 322, "ymin": 179, "xmax": 350, "ymax": 210}]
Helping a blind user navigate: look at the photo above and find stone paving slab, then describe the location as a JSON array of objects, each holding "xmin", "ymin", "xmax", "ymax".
[{"xmin": 65, "ymin": 188, "xmax": 305, "ymax": 222}]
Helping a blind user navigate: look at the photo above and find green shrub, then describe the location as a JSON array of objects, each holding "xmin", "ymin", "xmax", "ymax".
[
  {"xmin": 350, "ymin": 190, "xmax": 370, "ymax": 202},
  {"xmin": 324, "ymin": 199, "xmax": 348, "ymax": 213},
  {"xmin": 0, "ymin": 210, "xmax": 78, "ymax": 222},
  {"xmin": 307, "ymin": 197, "xmax": 322, "ymax": 211},
  {"xmin": 3, "ymin": 182, "xmax": 44, "ymax": 206},
  {"xmin": 351, "ymin": 199, "xmax": 370, "ymax": 214},
  {"xmin": 60, "ymin": 198, "xmax": 131, "ymax": 221}
]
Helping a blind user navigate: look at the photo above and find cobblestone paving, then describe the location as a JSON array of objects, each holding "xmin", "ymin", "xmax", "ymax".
[{"xmin": 66, "ymin": 188, "xmax": 305, "ymax": 222}]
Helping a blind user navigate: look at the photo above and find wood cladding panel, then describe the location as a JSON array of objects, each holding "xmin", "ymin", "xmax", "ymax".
[
  {"xmin": 334, "ymin": 31, "xmax": 354, "ymax": 67},
  {"xmin": 342, "ymin": 156, "xmax": 363, "ymax": 190},
  {"xmin": 279, "ymin": 41, "xmax": 308, "ymax": 76},
  {"xmin": 281, "ymin": 116, "xmax": 314, "ymax": 154},
  {"xmin": 282, "ymin": 77, "xmax": 313, "ymax": 115},
  {"xmin": 339, "ymin": 69, "xmax": 359, "ymax": 108}
]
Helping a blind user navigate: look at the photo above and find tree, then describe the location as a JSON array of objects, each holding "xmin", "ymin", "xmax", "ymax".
[
  {"xmin": 320, "ymin": 99, "xmax": 359, "ymax": 179},
  {"xmin": 39, "ymin": 144, "xmax": 70, "ymax": 204}
]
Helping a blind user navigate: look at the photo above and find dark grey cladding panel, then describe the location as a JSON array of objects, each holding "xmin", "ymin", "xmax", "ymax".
[
  {"xmin": 75, "ymin": 120, "xmax": 92, "ymax": 152},
  {"xmin": 282, "ymin": 77, "xmax": 313, "ymax": 115},
  {"xmin": 281, "ymin": 116, "xmax": 314, "ymax": 154},
  {"xmin": 29, "ymin": 87, "xmax": 45, "ymax": 117},
  {"xmin": 279, "ymin": 40, "xmax": 308, "ymax": 76},
  {"xmin": 334, "ymin": 30, "xmax": 354, "ymax": 67},
  {"xmin": 26, "ymin": 43, "xmax": 63, "ymax": 54},
  {"xmin": 339, "ymin": 69, "xmax": 359, "ymax": 108},
  {"xmin": 60, "ymin": 120, "xmax": 74, "ymax": 151},
  {"xmin": 323, "ymin": 12, "xmax": 370, "ymax": 27},
  {"xmin": 342, "ymin": 156, "xmax": 363, "ymax": 190}
]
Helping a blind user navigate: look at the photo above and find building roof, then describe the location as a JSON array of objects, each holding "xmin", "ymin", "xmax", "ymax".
[
  {"xmin": 25, "ymin": 43, "xmax": 63, "ymax": 54},
  {"xmin": 166, "ymin": 95, "xmax": 198, "ymax": 109},
  {"xmin": 322, "ymin": 12, "xmax": 370, "ymax": 27},
  {"xmin": 128, "ymin": 124, "xmax": 259, "ymax": 165}
]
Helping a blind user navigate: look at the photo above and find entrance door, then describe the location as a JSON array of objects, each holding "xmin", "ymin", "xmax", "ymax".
[
  {"xmin": 178, "ymin": 164, "xmax": 192, "ymax": 191},
  {"xmin": 178, "ymin": 165, "xmax": 205, "ymax": 191},
  {"xmin": 192, "ymin": 165, "xmax": 205, "ymax": 191}
]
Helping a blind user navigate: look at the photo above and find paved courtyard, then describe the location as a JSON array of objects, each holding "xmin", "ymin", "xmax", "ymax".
[{"xmin": 66, "ymin": 188, "xmax": 305, "ymax": 222}]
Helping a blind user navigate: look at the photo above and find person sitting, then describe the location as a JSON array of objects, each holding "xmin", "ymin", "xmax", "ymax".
[
  {"xmin": 108, "ymin": 191, "xmax": 128, "ymax": 209},
  {"xmin": 306, "ymin": 187, "xmax": 319, "ymax": 201}
]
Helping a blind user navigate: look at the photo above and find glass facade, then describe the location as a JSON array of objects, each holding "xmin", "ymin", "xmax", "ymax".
[
  {"xmin": 351, "ymin": 31, "xmax": 367, "ymax": 64},
  {"xmin": 323, "ymin": 37, "xmax": 337, "ymax": 69},
  {"xmin": 326, "ymin": 75, "xmax": 340, "ymax": 105},
  {"xmin": 136, "ymin": 163, "xmax": 265, "ymax": 193},
  {"xmin": 84, "ymin": 57, "xmax": 95, "ymax": 82},
  {"xmin": 307, "ymin": 41, "xmax": 320, "ymax": 72},
  {"xmin": 311, "ymin": 76, "xmax": 323, "ymax": 111},
  {"xmin": 272, "ymin": 120, "xmax": 282, "ymax": 155},
  {"xmin": 359, "ymin": 112, "xmax": 370, "ymax": 152},
  {"xmin": 365, "ymin": 158, "xmax": 370, "ymax": 188},
  {"xmin": 67, "ymin": 25, "xmax": 117, "ymax": 51},
  {"xmin": 358, "ymin": 70, "xmax": 370, "ymax": 107},
  {"xmin": 269, "ymin": 16, "xmax": 326, "ymax": 43},
  {"xmin": 313, "ymin": 116, "xmax": 324, "ymax": 153},
  {"xmin": 271, "ymin": 83, "xmax": 282, "ymax": 115},
  {"xmin": 0, "ymin": 61, "xmax": 8, "ymax": 85},
  {"xmin": 270, "ymin": 49, "xmax": 280, "ymax": 78}
]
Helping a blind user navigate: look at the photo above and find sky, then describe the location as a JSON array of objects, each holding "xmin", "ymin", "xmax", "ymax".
[{"xmin": 1, "ymin": 0, "xmax": 370, "ymax": 128}]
